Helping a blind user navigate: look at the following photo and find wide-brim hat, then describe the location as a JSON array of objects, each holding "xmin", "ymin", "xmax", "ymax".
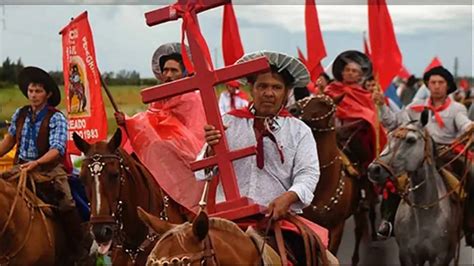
[
  {"xmin": 423, "ymin": 66, "xmax": 457, "ymax": 94},
  {"xmin": 18, "ymin": 66, "xmax": 60, "ymax": 107},
  {"xmin": 151, "ymin": 42, "xmax": 191, "ymax": 79},
  {"xmin": 332, "ymin": 50, "xmax": 372, "ymax": 82},
  {"xmin": 236, "ymin": 50, "xmax": 310, "ymax": 89}
]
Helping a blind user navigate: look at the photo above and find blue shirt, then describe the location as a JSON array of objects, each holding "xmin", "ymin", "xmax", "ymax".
[{"xmin": 8, "ymin": 105, "xmax": 67, "ymax": 161}]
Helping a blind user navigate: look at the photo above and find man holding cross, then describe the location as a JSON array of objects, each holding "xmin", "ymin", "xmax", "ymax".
[{"xmin": 203, "ymin": 51, "xmax": 320, "ymax": 223}]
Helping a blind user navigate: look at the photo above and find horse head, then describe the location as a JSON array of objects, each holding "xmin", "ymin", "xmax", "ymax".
[
  {"xmin": 138, "ymin": 207, "xmax": 260, "ymax": 265},
  {"xmin": 368, "ymin": 109, "xmax": 433, "ymax": 187},
  {"xmin": 289, "ymin": 93, "xmax": 344, "ymax": 133},
  {"xmin": 73, "ymin": 129, "xmax": 123, "ymax": 252}
]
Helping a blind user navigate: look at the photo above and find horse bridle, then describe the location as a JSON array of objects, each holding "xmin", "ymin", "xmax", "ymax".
[
  {"xmin": 147, "ymin": 234, "xmax": 218, "ymax": 266},
  {"xmin": 373, "ymin": 127, "xmax": 432, "ymax": 198},
  {"xmin": 83, "ymin": 153, "xmax": 164, "ymax": 264},
  {"xmin": 294, "ymin": 95, "xmax": 337, "ymax": 133}
]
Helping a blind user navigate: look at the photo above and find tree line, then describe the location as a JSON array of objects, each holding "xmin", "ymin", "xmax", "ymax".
[{"xmin": 0, "ymin": 57, "xmax": 157, "ymax": 88}]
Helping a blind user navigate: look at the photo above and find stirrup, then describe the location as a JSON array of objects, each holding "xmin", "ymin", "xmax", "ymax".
[{"xmin": 376, "ymin": 221, "xmax": 393, "ymax": 240}]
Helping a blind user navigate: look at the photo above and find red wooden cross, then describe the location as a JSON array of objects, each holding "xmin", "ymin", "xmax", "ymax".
[{"xmin": 142, "ymin": 0, "xmax": 270, "ymax": 220}]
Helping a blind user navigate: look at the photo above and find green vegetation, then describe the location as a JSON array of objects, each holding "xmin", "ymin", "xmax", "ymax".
[{"xmin": 0, "ymin": 83, "xmax": 246, "ymax": 135}]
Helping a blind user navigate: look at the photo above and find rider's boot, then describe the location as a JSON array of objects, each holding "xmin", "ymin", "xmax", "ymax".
[{"xmin": 377, "ymin": 219, "xmax": 393, "ymax": 240}]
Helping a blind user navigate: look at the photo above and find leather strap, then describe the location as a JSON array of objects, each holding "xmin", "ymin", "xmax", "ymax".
[{"xmin": 274, "ymin": 223, "xmax": 288, "ymax": 266}]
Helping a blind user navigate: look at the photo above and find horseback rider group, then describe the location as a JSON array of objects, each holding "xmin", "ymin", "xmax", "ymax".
[{"xmin": 0, "ymin": 42, "xmax": 472, "ymax": 265}]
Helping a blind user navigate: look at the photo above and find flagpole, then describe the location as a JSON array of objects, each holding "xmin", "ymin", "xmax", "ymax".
[{"xmin": 99, "ymin": 72, "xmax": 120, "ymax": 113}]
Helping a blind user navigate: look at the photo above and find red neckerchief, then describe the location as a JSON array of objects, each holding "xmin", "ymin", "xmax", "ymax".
[
  {"xmin": 229, "ymin": 90, "xmax": 249, "ymax": 111},
  {"xmin": 410, "ymin": 97, "xmax": 451, "ymax": 128},
  {"xmin": 229, "ymin": 91, "xmax": 236, "ymax": 110},
  {"xmin": 228, "ymin": 104, "xmax": 291, "ymax": 169}
]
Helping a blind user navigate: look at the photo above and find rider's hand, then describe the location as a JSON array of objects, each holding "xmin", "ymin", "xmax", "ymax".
[
  {"xmin": 204, "ymin": 124, "xmax": 228, "ymax": 147},
  {"xmin": 266, "ymin": 191, "xmax": 299, "ymax": 221},
  {"xmin": 20, "ymin": 160, "xmax": 39, "ymax": 172},
  {"xmin": 114, "ymin": 112, "xmax": 126, "ymax": 126},
  {"xmin": 372, "ymin": 90, "xmax": 385, "ymax": 106}
]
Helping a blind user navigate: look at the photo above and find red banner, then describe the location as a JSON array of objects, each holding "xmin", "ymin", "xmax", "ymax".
[{"xmin": 60, "ymin": 11, "xmax": 107, "ymax": 154}]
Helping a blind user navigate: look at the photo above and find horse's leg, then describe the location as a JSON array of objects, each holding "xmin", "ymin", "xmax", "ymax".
[
  {"xmin": 398, "ymin": 250, "xmax": 413, "ymax": 266},
  {"xmin": 369, "ymin": 202, "xmax": 377, "ymax": 241},
  {"xmin": 328, "ymin": 221, "xmax": 345, "ymax": 255},
  {"xmin": 352, "ymin": 210, "xmax": 367, "ymax": 266}
]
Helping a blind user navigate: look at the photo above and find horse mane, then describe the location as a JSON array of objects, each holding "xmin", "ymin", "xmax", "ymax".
[
  {"xmin": 156, "ymin": 217, "xmax": 246, "ymax": 246},
  {"xmin": 115, "ymin": 148, "xmax": 163, "ymax": 214}
]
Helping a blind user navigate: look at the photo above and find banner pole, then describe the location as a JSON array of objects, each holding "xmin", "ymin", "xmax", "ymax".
[{"xmin": 99, "ymin": 72, "xmax": 120, "ymax": 113}]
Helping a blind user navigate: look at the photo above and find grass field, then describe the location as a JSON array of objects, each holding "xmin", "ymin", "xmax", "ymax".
[{"xmin": 0, "ymin": 84, "xmax": 235, "ymax": 136}]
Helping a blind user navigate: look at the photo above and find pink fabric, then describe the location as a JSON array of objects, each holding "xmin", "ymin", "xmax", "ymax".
[{"xmin": 122, "ymin": 92, "xmax": 207, "ymax": 213}]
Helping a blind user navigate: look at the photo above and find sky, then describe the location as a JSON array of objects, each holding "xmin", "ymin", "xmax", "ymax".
[{"xmin": 0, "ymin": 2, "xmax": 472, "ymax": 78}]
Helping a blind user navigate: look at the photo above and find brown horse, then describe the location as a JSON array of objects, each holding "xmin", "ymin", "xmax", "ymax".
[
  {"xmin": 138, "ymin": 208, "xmax": 264, "ymax": 265},
  {"xmin": 0, "ymin": 172, "xmax": 65, "ymax": 265},
  {"xmin": 289, "ymin": 94, "xmax": 373, "ymax": 265},
  {"xmin": 73, "ymin": 129, "xmax": 190, "ymax": 265}
]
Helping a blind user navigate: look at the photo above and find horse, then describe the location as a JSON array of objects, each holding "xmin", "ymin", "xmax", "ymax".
[
  {"xmin": 138, "ymin": 206, "xmax": 338, "ymax": 266},
  {"xmin": 289, "ymin": 94, "xmax": 375, "ymax": 265},
  {"xmin": 73, "ymin": 129, "xmax": 190, "ymax": 265},
  {"xmin": 0, "ymin": 171, "xmax": 65, "ymax": 265},
  {"xmin": 138, "ymin": 207, "xmax": 264, "ymax": 265},
  {"xmin": 367, "ymin": 114, "xmax": 462, "ymax": 266}
]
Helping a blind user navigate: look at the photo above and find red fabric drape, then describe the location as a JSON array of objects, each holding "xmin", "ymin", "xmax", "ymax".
[
  {"xmin": 222, "ymin": 3, "xmax": 244, "ymax": 66},
  {"xmin": 368, "ymin": 0, "xmax": 402, "ymax": 91},
  {"xmin": 324, "ymin": 82, "xmax": 387, "ymax": 160}
]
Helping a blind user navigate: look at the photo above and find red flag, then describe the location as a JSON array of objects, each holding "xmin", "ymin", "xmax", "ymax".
[
  {"xmin": 222, "ymin": 3, "xmax": 244, "ymax": 66},
  {"xmin": 363, "ymin": 31, "xmax": 371, "ymax": 57},
  {"xmin": 297, "ymin": 46, "xmax": 308, "ymax": 65},
  {"xmin": 60, "ymin": 11, "xmax": 108, "ymax": 155},
  {"xmin": 304, "ymin": 0, "xmax": 326, "ymax": 80},
  {"xmin": 368, "ymin": 0, "xmax": 402, "ymax": 91},
  {"xmin": 424, "ymin": 56, "xmax": 443, "ymax": 73},
  {"xmin": 459, "ymin": 78, "xmax": 469, "ymax": 91},
  {"xmin": 398, "ymin": 65, "xmax": 411, "ymax": 79}
]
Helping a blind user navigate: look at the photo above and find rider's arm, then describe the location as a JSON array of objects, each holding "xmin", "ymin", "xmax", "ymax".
[
  {"xmin": 453, "ymin": 104, "xmax": 474, "ymax": 135},
  {"xmin": 288, "ymin": 127, "xmax": 320, "ymax": 210},
  {"xmin": 0, "ymin": 108, "xmax": 21, "ymax": 157}
]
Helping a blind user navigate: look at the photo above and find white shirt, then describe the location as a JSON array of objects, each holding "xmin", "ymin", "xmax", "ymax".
[
  {"xmin": 197, "ymin": 114, "xmax": 320, "ymax": 213},
  {"xmin": 218, "ymin": 90, "xmax": 249, "ymax": 115},
  {"xmin": 380, "ymin": 98, "xmax": 473, "ymax": 144}
]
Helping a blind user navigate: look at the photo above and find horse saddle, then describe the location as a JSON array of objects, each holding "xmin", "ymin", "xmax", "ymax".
[
  {"xmin": 396, "ymin": 168, "xmax": 466, "ymax": 200},
  {"xmin": 250, "ymin": 216, "xmax": 333, "ymax": 266}
]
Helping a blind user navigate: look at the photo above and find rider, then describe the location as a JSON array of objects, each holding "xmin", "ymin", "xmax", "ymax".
[
  {"xmin": 202, "ymin": 51, "xmax": 326, "ymax": 264},
  {"xmin": 0, "ymin": 66, "xmax": 85, "ymax": 259},
  {"xmin": 324, "ymin": 50, "xmax": 385, "ymax": 211},
  {"xmin": 218, "ymin": 80, "xmax": 249, "ymax": 115},
  {"xmin": 114, "ymin": 42, "xmax": 205, "ymax": 158},
  {"xmin": 114, "ymin": 42, "xmax": 207, "ymax": 213},
  {"xmin": 373, "ymin": 66, "xmax": 474, "ymax": 244}
]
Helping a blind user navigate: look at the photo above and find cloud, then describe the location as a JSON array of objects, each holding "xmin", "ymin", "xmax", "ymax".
[{"xmin": 229, "ymin": 4, "xmax": 471, "ymax": 34}]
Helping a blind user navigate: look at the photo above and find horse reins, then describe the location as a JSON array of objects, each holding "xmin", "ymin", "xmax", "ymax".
[
  {"xmin": 374, "ymin": 127, "xmax": 469, "ymax": 209},
  {"xmin": 0, "ymin": 171, "xmax": 54, "ymax": 264},
  {"xmin": 84, "ymin": 153, "xmax": 164, "ymax": 264}
]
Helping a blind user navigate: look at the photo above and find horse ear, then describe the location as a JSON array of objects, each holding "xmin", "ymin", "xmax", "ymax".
[
  {"xmin": 420, "ymin": 108, "xmax": 429, "ymax": 127},
  {"xmin": 137, "ymin": 207, "xmax": 175, "ymax": 234},
  {"xmin": 192, "ymin": 211, "xmax": 209, "ymax": 242},
  {"xmin": 332, "ymin": 93, "xmax": 345, "ymax": 105},
  {"xmin": 73, "ymin": 132, "xmax": 90, "ymax": 154},
  {"xmin": 108, "ymin": 129, "xmax": 122, "ymax": 151}
]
